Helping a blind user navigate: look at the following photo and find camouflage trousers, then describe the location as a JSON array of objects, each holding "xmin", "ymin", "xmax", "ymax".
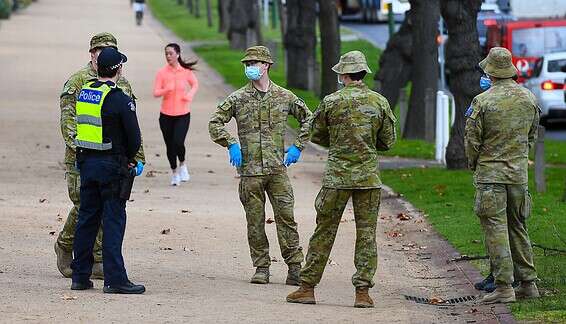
[
  {"xmin": 56, "ymin": 163, "xmax": 103, "ymax": 263},
  {"xmin": 300, "ymin": 188, "xmax": 381, "ymax": 288},
  {"xmin": 238, "ymin": 173, "xmax": 304, "ymax": 268},
  {"xmin": 474, "ymin": 183, "xmax": 537, "ymax": 285}
]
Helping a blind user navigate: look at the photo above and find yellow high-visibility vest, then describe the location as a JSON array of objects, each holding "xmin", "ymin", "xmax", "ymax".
[{"xmin": 75, "ymin": 82, "xmax": 113, "ymax": 150}]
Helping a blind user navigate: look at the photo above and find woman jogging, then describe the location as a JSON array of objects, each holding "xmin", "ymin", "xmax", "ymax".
[{"xmin": 153, "ymin": 43, "xmax": 199, "ymax": 186}]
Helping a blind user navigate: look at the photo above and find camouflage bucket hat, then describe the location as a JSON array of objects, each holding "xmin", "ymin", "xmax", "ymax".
[
  {"xmin": 332, "ymin": 50, "xmax": 372, "ymax": 74},
  {"xmin": 89, "ymin": 32, "xmax": 118, "ymax": 52},
  {"xmin": 479, "ymin": 47, "xmax": 517, "ymax": 79},
  {"xmin": 241, "ymin": 45, "xmax": 274, "ymax": 64}
]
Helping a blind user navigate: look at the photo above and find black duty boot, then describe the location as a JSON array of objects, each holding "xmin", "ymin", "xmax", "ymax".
[
  {"xmin": 475, "ymin": 273, "xmax": 494, "ymax": 291},
  {"xmin": 71, "ymin": 280, "xmax": 94, "ymax": 290},
  {"xmin": 103, "ymin": 281, "xmax": 145, "ymax": 294}
]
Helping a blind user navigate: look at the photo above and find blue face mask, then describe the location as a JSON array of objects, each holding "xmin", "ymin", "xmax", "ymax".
[
  {"xmin": 245, "ymin": 65, "xmax": 263, "ymax": 81},
  {"xmin": 480, "ymin": 76, "xmax": 492, "ymax": 91}
]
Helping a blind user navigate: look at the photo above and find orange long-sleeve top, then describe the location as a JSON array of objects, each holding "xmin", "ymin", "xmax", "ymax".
[{"xmin": 153, "ymin": 64, "xmax": 199, "ymax": 116}]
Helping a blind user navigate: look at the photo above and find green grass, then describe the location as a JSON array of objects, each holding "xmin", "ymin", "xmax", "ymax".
[
  {"xmin": 544, "ymin": 139, "xmax": 566, "ymax": 165},
  {"xmin": 381, "ymin": 167, "xmax": 566, "ymax": 321}
]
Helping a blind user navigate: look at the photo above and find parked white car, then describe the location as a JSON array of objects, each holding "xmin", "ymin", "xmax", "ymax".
[{"xmin": 524, "ymin": 52, "xmax": 566, "ymax": 122}]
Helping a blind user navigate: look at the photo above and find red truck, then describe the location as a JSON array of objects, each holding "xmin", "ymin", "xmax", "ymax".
[{"xmin": 486, "ymin": 19, "xmax": 566, "ymax": 82}]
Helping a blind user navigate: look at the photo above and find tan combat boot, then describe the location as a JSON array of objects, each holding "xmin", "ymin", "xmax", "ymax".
[
  {"xmin": 482, "ymin": 285, "xmax": 516, "ymax": 304},
  {"xmin": 54, "ymin": 241, "xmax": 72, "ymax": 278},
  {"xmin": 250, "ymin": 267, "xmax": 270, "ymax": 284},
  {"xmin": 286, "ymin": 263, "xmax": 301, "ymax": 286},
  {"xmin": 354, "ymin": 287, "xmax": 374, "ymax": 308},
  {"xmin": 515, "ymin": 281, "xmax": 540, "ymax": 299},
  {"xmin": 286, "ymin": 284, "xmax": 316, "ymax": 304},
  {"xmin": 91, "ymin": 262, "xmax": 104, "ymax": 280}
]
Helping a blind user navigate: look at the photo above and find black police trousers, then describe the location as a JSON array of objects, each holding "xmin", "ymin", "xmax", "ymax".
[{"xmin": 71, "ymin": 155, "xmax": 131, "ymax": 286}]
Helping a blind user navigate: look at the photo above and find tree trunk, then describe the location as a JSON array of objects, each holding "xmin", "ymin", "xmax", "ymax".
[
  {"xmin": 228, "ymin": 0, "xmax": 261, "ymax": 50},
  {"xmin": 195, "ymin": 0, "xmax": 200, "ymax": 18},
  {"xmin": 187, "ymin": 0, "xmax": 193, "ymax": 14},
  {"xmin": 318, "ymin": 0, "xmax": 341, "ymax": 98},
  {"xmin": 206, "ymin": 0, "xmax": 213, "ymax": 27},
  {"xmin": 218, "ymin": 0, "xmax": 230, "ymax": 33},
  {"xmin": 374, "ymin": 8, "xmax": 414, "ymax": 112},
  {"xmin": 441, "ymin": 0, "xmax": 483, "ymax": 169},
  {"xmin": 284, "ymin": 0, "xmax": 317, "ymax": 90},
  {"xmin": 277, "ymin": 0, "xmax": 287, "ymax": 39},
  {"xmin": 403, "ymin": 0, "xmax": 440, "ymax": 140}
]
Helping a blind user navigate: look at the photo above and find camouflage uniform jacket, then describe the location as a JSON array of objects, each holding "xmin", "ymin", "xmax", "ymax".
[
  {"xmin": 60, "ymin": 63, "xmax": 145, "ymax": 165},
  {"xmin": 311, "ymin": 82, "xmax": 396, "ymax": 189},
  {"xmin": 209, "ymin": 81, "xmax": 312, "ymax": 176},
  {"xmin": 465, "ymin": 78, "xmax": 540, "ymax": 184}
]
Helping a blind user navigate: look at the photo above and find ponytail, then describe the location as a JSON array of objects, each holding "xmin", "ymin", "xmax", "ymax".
[{"xmin": 166, "ymin": 43, "xmax": 197, "ymax": 70}]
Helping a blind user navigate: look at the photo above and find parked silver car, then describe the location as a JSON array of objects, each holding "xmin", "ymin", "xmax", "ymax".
[{"xmin": 524, "ymin": 52, "xmax": 566, "ymax": 122}]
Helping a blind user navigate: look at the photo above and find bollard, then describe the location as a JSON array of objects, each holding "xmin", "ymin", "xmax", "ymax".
[
  {"xmin": 534, "ymin": 125, "xmax": 546, "ymax": 193},
  {"xmin": 435, "ymin": 91, "xmax": 450, "ymax": 164},
  {"xmin": 399, "ymin": 89, "xmax": 408, "ymax": 137}
]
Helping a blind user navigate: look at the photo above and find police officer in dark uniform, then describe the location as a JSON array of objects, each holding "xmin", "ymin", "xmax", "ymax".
[{"xmin": 71, "ymin": 47, "xmax": 145, "ymax": 294}]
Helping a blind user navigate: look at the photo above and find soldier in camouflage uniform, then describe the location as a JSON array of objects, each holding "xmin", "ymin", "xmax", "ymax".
[
  {"xmin": 55, "ymin": 32, "xmax": 146, "ymax": 279},
  {"xmin": 287, "ymin": 51, "xmax": 396, "ymax": 308},
  {"xmin": 208, "ymin": 46, "xmax": 311, "ymax": 285},
  {"xmin": 465, "ymin": 47, "xmax": 540, "ymax": 304}
]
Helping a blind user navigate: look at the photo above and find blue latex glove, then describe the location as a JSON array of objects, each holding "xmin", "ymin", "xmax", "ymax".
[
  {"xmin": 480, "ymin": 75, "xmax": 492, "ymax": 91},
  {"xmin": 130, "ymin": 161, "xmax": 144, "ymax": 176},
  {"xmin": 284, "ymin": 145, "xmax": 302, "ymax": 167},
  {"xmin": 228, "ymin": 143, "xmax": 242, "ymax": 167}
]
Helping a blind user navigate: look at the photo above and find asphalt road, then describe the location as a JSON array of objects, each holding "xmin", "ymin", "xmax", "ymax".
[{"xmin": 343, "ymin": 21, "xmax": 566, "ymax": 142}]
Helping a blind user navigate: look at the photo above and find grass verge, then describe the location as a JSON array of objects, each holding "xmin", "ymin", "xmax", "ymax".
[{"xmin": 381, "ymin": 167, "xmax": 566, "ymax": 321}]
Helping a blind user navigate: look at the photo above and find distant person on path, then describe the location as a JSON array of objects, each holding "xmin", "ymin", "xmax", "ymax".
[
  {"xmin": 153, "ymin": 43, "xmax": 199, "ymax": 186},
  {"xmin": 208, "ymin": 46, "xmax": 311, "ymax": 285},
  {"xmin": 71, "ymin": 47, "xmax": 145, "ymax": 294},
  {"xmin": 132, "ymin": 0, "xmax": 145, "ymax": 26},
  {"xmin": 465, "ymin": 47, "xmax": 540, "ymax": 304},
  {"xmin": 286, "ymin": 51, "xmax": 396, "ymax": 308},
  {"xmin": 55, "ymin": 32, "xmax": 145, "ymax": 280}
]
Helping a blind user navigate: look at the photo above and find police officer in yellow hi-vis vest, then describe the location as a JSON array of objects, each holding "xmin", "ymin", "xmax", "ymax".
[{"xmin": 71, "ymin": 47, "xmax": 145, "ymax": 294}]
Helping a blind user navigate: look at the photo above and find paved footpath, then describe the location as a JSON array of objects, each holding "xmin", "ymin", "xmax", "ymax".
[{"xmin": 0, "ymin": 1, "xmax": 511, "ymax": 323}]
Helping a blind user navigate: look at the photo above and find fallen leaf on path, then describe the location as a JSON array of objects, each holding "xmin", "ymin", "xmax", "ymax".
[
  {"xmin": 207, "ymin": 170, "xmax": 215, "ymax": 174},
  {"xmin": 145, "ymin": 171, "xmax": 156, "ymax": 178},
  {"xmin": 328, "ymin": 259, "xmax": 338, "ymax": 266},
  {"xmin": 143, "ymin": 189, "xmax": 150, "ymax": 194},
  {"xmin": 429, "ymin": 297, "xmax": 445, "ymax": 304},
  {"xmin": 397, "ymin": 213, "xmax": 411, "ymax": 221},
  {"xmin": 266, "ymin": 218, "xmax": 274, "ymax": 224},
  {"xmin": 159, "ymin": 247, "xmax": 173, "ymax": 251},
  {"xmin": 148, "ymin": 209, "xmax": 153, "ymax": 212},
  {"xmin": 386, "ymin": 231, "xmax": 403, "ymax": 238},
  {"xmin": 419, "ymin": 246, "xmax": 427, "ymax": 250},
  {"xmin": 206, "ymin": 154, "xmax": 212, "ymax": 157},
  {"xmin": 181, "ymin": 209, "xmax": 191, "ymax": 213},
  {"xmin": 57, "ymin": 217, "xmax": 63, "ymax": 222},
  {"xmin": 61, "ymin": 295, "xmax": 77, "ymax": 300},
  {"xmin": 160, "ymin": 228, "xmax": 171, "ymax": 235},
  {"xmin": 155, "ymin": 153, "xmax": 161, "ymax": 157},
  {"xmin": 39, "ymin": 198, "xmax": 47, "ymax": 203},
  {"xmin": 419, "ymin": 228, "xmax": 428, "ymax": 232},
  {"xmin": 465, "ymin": 308, "xmax": 478, "ymax": 314},
  {"xmin": 271, "ymin": 257, "xmax": 279, "ymax": 262},
  {"xmin": 49, "ymin": 231, "xmax": 55, "ymax": 235}
]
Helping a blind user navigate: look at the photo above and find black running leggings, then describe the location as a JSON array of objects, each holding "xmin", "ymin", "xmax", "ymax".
[{"xmin": 159, "ymin": 112, "xmax": 190, "ymax": 170}]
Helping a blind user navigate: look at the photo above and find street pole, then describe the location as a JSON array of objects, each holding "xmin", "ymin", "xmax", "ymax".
[
  {"xmin": 438, "ymin": 17, "xmax": 446, "ymax": 91},
  {"xmin": 387, "ymin": 2, "xmax": 394, "ymax": 37}
]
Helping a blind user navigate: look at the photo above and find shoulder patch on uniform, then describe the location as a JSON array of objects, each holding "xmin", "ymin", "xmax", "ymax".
[
  {"xmin": 128, "ymin": 101, "xmax": 136, "ymax": 112},
  {"xmin": 465, "ymin": 105, "xmax": 473, "ymax": 117}
]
